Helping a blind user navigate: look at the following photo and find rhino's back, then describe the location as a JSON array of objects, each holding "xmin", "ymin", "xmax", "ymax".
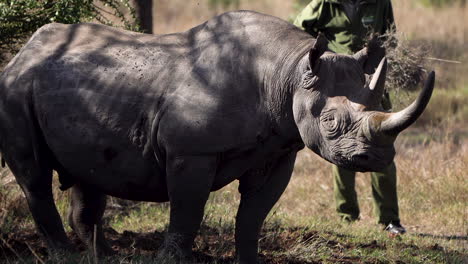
[
  {"xmin": 0, "ymin": 11, "xmax": 312, "ymax": 199},
  {"xmin": 0, "ymin": 10, "xmax": 311, "ymax": 158},
  {"xmin": 0, "ymin": 11, "xmax": 310, "ymax": 184}
]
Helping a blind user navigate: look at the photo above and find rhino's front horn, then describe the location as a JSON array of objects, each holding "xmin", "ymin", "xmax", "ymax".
[
  {"xmin": 366, "ymin": 58, "xmax": 388, "ymax": 109},
  {"xmin": 379, "ymin": 71, "xmax": 435, "ymax": 135}
]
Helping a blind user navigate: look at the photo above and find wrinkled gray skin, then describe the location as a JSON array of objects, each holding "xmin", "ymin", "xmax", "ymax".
[{"xmin": 0, "ymin": 11, "xmax": 433, "ymax": 263}]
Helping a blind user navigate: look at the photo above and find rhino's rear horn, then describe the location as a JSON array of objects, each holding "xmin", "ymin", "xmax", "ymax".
[
  {"xmin": 309, "ymin": 33, "xmax": 328, "ymax": 74},
  {"xmin": 353, "ymin": 36, "xmax": 385, "ymax": 74},
  {"xmin": 365, "ymin": 58, "xmax": 388, "ymax": 109}
]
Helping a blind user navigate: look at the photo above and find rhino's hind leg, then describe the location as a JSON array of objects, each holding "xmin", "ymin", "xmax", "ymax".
[
  {"xmin": 160, "ymin": 155, "xmax": 217, "ymax": 259},
  {"xmin": 235, "ymin": 152, "xmax": 296, "ymax": 264},
  {"xmin": 5, "ymin": 155, "xmax": 73, "ymax": 253},
  {"xmin": 68, "ymin": 184, "xmax": 114, "ymax": 256}
]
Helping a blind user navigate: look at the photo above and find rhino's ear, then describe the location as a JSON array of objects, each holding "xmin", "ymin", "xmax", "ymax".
[
  {"xmin": 309, "ymin": 33, "xmax": 328, "ymax": 74},
  {"xmin": 353, "ymin": 36, "xmax": 386, "ymax": 74}
]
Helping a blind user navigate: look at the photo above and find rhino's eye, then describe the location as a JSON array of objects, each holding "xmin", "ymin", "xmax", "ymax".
[
  {"xmin": 320, "ymin": 110, "xmax": 342, "ymax": 139},
  {"xmin": 321, "ymin": 112, "xmax": 338, "ymax": 131},
  {"xmin": 301, "ymin": 71, "xmax": 320, "ymax": 90},
  {"xmin": 322, "ymin": 115, "xmax": 335, "ymax": 126}
]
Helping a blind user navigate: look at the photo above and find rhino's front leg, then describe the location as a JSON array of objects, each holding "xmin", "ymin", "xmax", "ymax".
[
  {"xmin": 235, "ymin": 152, "xmax": 296, "ymax": 264},
  {"xmin": 161, "ymin": 155, "xmax": 217, "ymax": 259}
]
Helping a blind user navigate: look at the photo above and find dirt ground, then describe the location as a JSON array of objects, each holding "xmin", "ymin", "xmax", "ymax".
[{"xmin": 1, "ymin": 226, "xmax": 462, "ymax": 264}]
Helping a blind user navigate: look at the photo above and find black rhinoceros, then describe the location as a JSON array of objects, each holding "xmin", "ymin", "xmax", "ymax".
[{"xmin": 0, "ymin": 10, "xmax": 433, "ymax": 263}]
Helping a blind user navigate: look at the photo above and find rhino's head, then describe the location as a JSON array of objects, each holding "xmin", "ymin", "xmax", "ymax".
[{"xmin": 292, "ymin": 35, "xmax": 435, "ymax": 172}]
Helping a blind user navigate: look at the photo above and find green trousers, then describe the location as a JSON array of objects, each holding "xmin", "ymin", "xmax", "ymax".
[{"xmin": 332, "ymin": 162, "xmax": 400, "ymax": 224}]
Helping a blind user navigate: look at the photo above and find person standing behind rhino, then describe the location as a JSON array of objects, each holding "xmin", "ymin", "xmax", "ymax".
[{"xmin": 294, "ymin": 0, "xmax": 406, "ymax": 235}]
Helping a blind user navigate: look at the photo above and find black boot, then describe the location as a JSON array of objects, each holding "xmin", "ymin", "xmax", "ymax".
[{"xmin": 384, "ymin": 220, "xmax": 406, "ymax": 235}]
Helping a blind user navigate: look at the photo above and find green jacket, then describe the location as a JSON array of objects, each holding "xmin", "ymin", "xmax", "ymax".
[{"xmin": 294, "ymin": 0, "xmax": 395, "ymax": 54}]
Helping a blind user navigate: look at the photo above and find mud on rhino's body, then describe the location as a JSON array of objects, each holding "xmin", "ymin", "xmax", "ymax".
[{"xmin": 0, "ymin": 10, "xmax": 433, "ymax": 263}]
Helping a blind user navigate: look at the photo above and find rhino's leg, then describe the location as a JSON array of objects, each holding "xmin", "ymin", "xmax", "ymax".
[
  {"xmin": 6, "ymin": 156, "xmax": 73, "ymax": 253},
  {"xmin": 160, "ymin": 155, "xmax": 217, "ymax": 259},
  {"xmin": 235, "ymin": 152, "xmax": 296, "ymax": 264},
  {"xmin": 68, "ymin": 184, "xmax": 113, "ymax": 256}
]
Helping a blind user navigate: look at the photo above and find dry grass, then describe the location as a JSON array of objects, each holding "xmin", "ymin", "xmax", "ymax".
[
  {"xmin": 393, "ymin": 0, "xmax": 466, "ymax": 46},
  {"xmin": 396, "ymin": 132, "xmax": 467, "ymax": 237},
  {"xmin": 153, "ymin": 0, "xmax": 465, "ymax": 35},
  {"xmin": 278, "ymin": 127, "xmax": 468, "ymax": 242},
  {"xmin": 392, "ymin": 0, "xmax": 467, "ymax": 91},
  {"xmin": 153, "ymin": 0, "xmax": 294, "ymax": 34},
  {"xmin": 153, "ymin": 0, "xmax": 466, "ymax": 44}
]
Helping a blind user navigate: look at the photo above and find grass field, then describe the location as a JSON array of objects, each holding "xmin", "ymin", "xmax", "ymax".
[{"xmin": 0, "ymin": 0, "xmax": 467, "ymax": 263}]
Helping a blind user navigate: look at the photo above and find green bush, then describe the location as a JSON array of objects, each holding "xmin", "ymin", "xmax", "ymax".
[{"xmin": 0, "ymin": 0, "xmax": 137, "ymax": 64}]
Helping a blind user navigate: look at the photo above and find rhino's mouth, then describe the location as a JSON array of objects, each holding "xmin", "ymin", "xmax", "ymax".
[{"xmin": 327, "ymin": 150, "xmax": 393, "ymax": 172}]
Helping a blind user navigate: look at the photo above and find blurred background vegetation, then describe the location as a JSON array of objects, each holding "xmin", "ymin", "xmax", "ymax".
[
  {"xmin": 0, "ymin": 0, "xmax": 466, "ymax": 263},
  {"xmin": 420, "ymin": 0, "xmax": 466, "ymax": 7}
]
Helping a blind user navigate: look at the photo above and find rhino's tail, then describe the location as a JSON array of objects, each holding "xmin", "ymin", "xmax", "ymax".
[{"xmin": 26, "ymin": 84, "xmax": 75, "ymax": 190}]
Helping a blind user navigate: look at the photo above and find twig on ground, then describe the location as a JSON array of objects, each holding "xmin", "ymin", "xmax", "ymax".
[
  {"xmin": 25, "ymin": 242, "xmax": 45, "ymax": 264},
  {"xmin": 0, "ymin": 235, "xmax": 25, "ymax": 263},
  {"xmin": 93, "ymin": 224, "xmax": 98, "ymax": 264}
]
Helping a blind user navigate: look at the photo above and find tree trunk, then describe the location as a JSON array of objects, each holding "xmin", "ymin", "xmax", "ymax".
[{"xmin": 132, "ymin": 0, "xmax": 153, "ymax": 34}]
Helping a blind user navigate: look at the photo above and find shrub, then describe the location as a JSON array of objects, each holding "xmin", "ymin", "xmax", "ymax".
[
  {"xmin": 0, "ymin": 0, "xmax": 137, "ymax": 64},
  {"xmin": 381, "ymin": 32, "xmax": 429, "ymax": 93}
]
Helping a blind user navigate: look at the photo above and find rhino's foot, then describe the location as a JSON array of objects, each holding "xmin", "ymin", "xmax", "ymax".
[
  {"xmin": 156, "ymin": 233, "xmax": 193, "ymax": 263},
  {"xmin": 87, "ymin": 238, "xmax": 116, "ymax": 257},
  {"xmin": 68, "ymin": 226, "xmax": 115, "ymax": 257},
  {"xmin": 46, "ymin": 242, "xmax": 78, "ymax": 261},
  {"xmin": 156, "ymin": 250, "xmax": 192, "ymax": 264},
  {"xmin": 68, "ymin": 223, "xmax": 116, "ymax": 257}
]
